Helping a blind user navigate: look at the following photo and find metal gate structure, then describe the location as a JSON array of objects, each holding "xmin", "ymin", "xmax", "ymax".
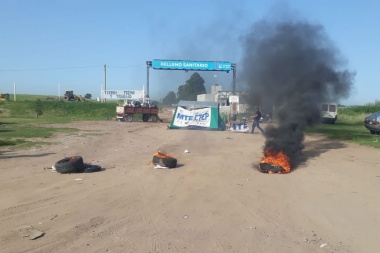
[{"xmin": 145, "ymin": 59, "xmax": 236, "ymax": 99}]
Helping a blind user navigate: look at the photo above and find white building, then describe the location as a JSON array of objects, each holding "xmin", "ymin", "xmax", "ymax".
[{"xmin": 197, "ymin": 84, "xmax": 249, "ymax": 114}]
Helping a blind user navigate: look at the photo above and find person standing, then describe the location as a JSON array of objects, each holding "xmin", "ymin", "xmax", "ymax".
[{"xmin": 250, "ymin": 107, "xmax": 265, "ymax": 134}]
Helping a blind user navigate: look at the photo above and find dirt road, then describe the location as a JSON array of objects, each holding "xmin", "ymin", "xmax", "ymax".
[{"xmin": 1, "ymin": 111, "xmax": 379, "ymax": 253}]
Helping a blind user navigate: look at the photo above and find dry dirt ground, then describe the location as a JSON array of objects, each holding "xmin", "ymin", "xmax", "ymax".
[{"xmin": 1, "ymin": 110, "xmax": 379, "ymax": 253}]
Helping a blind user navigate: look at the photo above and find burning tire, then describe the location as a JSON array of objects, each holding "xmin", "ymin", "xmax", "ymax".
[
  {"xmin": 259, "ymin": 148, "xmax": 291, "ymax": 174},
  {"xmin": 259, "ymin": 163, "xmax": 287, "ymax": 174},
  {"xmin": 55, "ymin": 156, "xmax": 85, "ymax": 174},
  {"xmin": 152, "ymin": 152, "xmax": 177, "ymax": 168}
]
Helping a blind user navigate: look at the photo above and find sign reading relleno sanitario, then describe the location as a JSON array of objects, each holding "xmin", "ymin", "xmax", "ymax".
[{"xmin": 152, "ymin": 59, "xmax": 232, "ymax": 71}]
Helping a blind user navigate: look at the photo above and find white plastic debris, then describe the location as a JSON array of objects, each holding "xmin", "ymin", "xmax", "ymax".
[
  {"xmin": 74, "ymin": 178, "xmax": 83, "ymax": 181},
  {"xmin": 184, "ymin": 150, "xmax": 190, "ymax": 153},
  {"xmin": 15, "ymin": 225, "xmax": 44, "ymax": 240},
  {"xmin": 183, "ymin": 215, "xmax": 188, "ymax": 219},
  {"xmin": 320, "ymin": 243, "xmax": 327, "ymax": 248},
  {"xmin": 154, "ymin": 164, "xmax": 168, "ymax": 169}
]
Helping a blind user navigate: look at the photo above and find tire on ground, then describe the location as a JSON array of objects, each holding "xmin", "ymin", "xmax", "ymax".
[
  {"xmin": 55, "ymin": 156, "xmax": 85, "ymax": 174},
  {"xmin": 126, "ymin": 114, "xmax": 133, "ymax": 122},
  {"xmin": 152, "ymin": 155, "xmax": 177, "ymax": 168},
  {"xmin": 142, "ymin": 114, "xmax": 149, "ymax": 122},
  {"xmin": 151, "ymin": 115, "xmax": 158, "ymax": 122},
  {"xmin": 84, "ymin": 165, "xmax": 102, "ymax": 173}
]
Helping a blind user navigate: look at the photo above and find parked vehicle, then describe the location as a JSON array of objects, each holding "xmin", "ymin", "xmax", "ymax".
[
  {"xmin": 64, "ymin": 90, "xmax": 75, "ymax": 100},
  {"xmin": 64, "ymin": 90, "xmax": 85, "ymax": 101},
  {"xmin": 116, "ymin": 104, "xmax": 159, "ymax": 122},
  {"xmin": 364, "ymin": 111, "xmax": 380, "ymax": 135},
  {"xmin": 321, "ymin": 103, "xmax": 337, "ymax": 124},
  {"xmin": 0, "ymin": 93, "xmax": 10, "ymax": 102}
]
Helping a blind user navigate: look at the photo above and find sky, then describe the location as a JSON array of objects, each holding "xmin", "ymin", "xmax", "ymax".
[{"xmin": 0, "ymin": 0, "xmax": 379, "ymax": 105}]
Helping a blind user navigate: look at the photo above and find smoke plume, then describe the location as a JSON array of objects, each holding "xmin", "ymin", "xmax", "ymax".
[{"xmin": 240, "ymin": 20, "xmax": 354, "ymax": 168}]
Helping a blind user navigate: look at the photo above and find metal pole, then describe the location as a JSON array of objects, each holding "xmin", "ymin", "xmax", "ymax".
[
  {"xmin": 13, "ymin": 82, "xmax": 16, "ymax": 101},
  {"xmin": 232, "ymin": 63, "xmax": 236, "ymax": 95},
  {"xmin": 104, "ymin": 64, "xmax": 107, "ymax": 102},
  {"xmin": 146, "ymin": 61, "xmax": 152, "ymax": 99},
  {"xmin": 58, "ymin": 83, "xmax": 60, "ymax": 101}
]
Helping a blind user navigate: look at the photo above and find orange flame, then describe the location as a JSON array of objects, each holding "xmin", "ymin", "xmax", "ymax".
[
  {"xmin": 260, "ymin": 147, "xmax": 291, "ymax": 173},
  {"xmin": 153, "ymin": 152, "xmax": 175, "ymax": 159}
]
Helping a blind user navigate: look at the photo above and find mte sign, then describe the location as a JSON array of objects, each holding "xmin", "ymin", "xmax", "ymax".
[{"xmin": 152, "ymin": 59, "xmax": 232, "ymax": 71}]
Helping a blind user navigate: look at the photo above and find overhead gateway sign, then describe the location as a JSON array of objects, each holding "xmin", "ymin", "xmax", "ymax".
[{"xmin": 152, "ymin": 59, "xmax": 232, "ymax": 71}]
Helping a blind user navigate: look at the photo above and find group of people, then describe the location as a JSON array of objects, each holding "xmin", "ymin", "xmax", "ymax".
[{"xmin": 124, "ymin": 100, "xmax": 157, "ymax": 108}]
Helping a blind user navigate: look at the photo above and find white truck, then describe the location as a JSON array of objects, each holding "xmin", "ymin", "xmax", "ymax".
[{"xmin": 321, "ymin": 103, "xmax": 337, "ymax": 124}]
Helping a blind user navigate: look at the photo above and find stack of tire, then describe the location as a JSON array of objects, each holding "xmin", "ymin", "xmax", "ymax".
[{"xmin": 55, "ymin": 156, "xmax": 101, "ymax": 174}]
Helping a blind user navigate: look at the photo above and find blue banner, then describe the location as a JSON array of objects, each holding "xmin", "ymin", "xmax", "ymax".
[{"xmin": 152, "ymin": 59, "xmax": 232, "ymax": 71}]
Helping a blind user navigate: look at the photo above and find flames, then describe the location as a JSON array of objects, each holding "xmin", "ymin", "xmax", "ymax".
[
  {"xmin": 260, "ymin": 147, "xmax": 291, "ymax": 174},
  {"xmin": 153, "ymin": 152, "xmax": 175, "ymax": 159}
]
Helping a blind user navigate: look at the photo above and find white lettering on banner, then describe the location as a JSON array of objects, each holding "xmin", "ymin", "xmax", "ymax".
[
  {"xmin": 161, "ymin": 62, "xmax": 183, "ymax": 67},
  {"xmin": 173, "ymin": 107, "xmax": 211, "ymax": 127},
  {"xmin": 159, "ymin": 62, "xmax": 209, "ymax": 69},
  {"xmin": 102, "ymin": 90, "xmax": 143, "ymax": 100},
  {"xmin": 230, "ymin": 122, "xmax": 249, "ymax": 132},
  {"xmin": 183, "ymin": 63, "xmax": 208, "ymax": 68}
]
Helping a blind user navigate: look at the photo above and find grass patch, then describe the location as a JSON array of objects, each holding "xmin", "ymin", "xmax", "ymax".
[
  {"xmin": 0, "ymin": 99, "xmax": 117, "ymax": 121},
  {"xmin": 0, "ymin": 120, "xmax": 78, "ymax": 149},
  {"xmin": 0, "ymin": 97, "xmax": 126, "ymax": 150},
  {"xmin": 2, "ymin": 95, "xmax": 380, "ymax": 150},
  {"xmin": 1, "ymin": 125, "xmax": 76, "ymax": 139},
  {"xmin": 0, "ymin": 139, "xmax": 25, "ymax": 146},
  {"xmin": 14, "ymin": 140, "xmax": 57, "ymax": 150},
  {"xmin": 307, "ymin": 121, "xmax": 380, "ymax": 149}
]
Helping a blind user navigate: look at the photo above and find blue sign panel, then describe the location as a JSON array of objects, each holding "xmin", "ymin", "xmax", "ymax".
[{"xmin": 152, "ymin": 59, "xmax": 232, "ymax": 71}]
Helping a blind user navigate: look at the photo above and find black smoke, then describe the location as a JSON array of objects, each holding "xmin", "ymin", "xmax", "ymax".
[{"xmin": 240, "ymin": 20, "xmax": 354, "ymax": 168}]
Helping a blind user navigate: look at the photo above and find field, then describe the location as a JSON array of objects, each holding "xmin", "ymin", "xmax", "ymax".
[
  {"xmin": 0, "ymin": 97, "xmax": 380, "ymax": 253},
  {"xmin": 2, "ymin": 97, "xmax": 380, "ymax": 149}
]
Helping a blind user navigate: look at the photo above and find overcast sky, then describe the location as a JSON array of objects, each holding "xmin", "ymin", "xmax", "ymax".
[{"xmin": 1, "ymin": 0, "xmax": 379, "ymax": 105}]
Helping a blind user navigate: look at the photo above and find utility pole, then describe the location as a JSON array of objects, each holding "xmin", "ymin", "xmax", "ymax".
[
  {"xmin": 104, "ymin": 64, "xmax": 107, "ymax": 102},
  {"xmin": 232, "ymin": 63, "xmax": 237, "ymax": 95},
  {"xmin": 13, "ymin": 82, "xmax": 16, "ymax": 101},
  {"xmin": 146, "ymin": 61, "xmax": 152, "ymax": 99}
]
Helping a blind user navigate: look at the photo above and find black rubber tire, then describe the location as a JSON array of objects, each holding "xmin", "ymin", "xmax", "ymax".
[
  {"xmin": 84, "ymin": 165, "xmax": 102, "ymax": 173},
  {"xmin": 142, "ymin": 114, "xmax": 149, "ymax": 122},
  {"xmin": 126, "ymin": 114, "xmax": 133, "ymax": 122},
  {"xmin": 152, "ymin": 155, "xmax": 177, "ymax": 168},
  {"xmin": 151, "ymin": 115, "xmax": 158, "ymax": 122},
  {"xmin": 55, "ymin": 156, "xmax": 84, "ymax": 174}
]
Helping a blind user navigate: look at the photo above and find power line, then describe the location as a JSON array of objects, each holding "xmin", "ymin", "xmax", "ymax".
[
  {"xmin": 108, "ymin": 64, "xmax": 145, "ymax": 69},
  {"xmin": 0, "ymin": 63, "xmax": 146, "ymax": 72},
  {"xmin": 0, "ymin": 65, "xmax": 103, "ymax": 72}
]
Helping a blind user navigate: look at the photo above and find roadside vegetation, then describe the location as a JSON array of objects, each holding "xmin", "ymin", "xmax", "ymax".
[
  {"xmin": 0, "ymin": 95, "xmax": 118, "ymax": 150},
  {"xmin": 1, "ymin": 95, "xmax": 380, "ymax": 150},
  {"xmin": 307, "ymin": 105, "xmax": 380, "ymax": 148}
]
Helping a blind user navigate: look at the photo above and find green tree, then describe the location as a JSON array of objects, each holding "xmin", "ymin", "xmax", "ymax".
[
  {"xmin": 162, "ymin": 91, "xmax": 177, "ymax": 105},
  {"xmin": 34, "ymin": 99, "xmax": 43, "ymax": 118},
  {"xmin": 177, "ymin": 72, "xmax": 206, "ymax": 101},
  {"xmin": 84, "ymin": 93, "xmax": 92, "ymax": 99}
]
